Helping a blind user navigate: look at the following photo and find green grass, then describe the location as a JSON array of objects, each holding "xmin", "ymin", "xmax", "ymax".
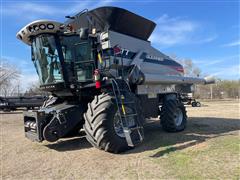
[{"xmin": 146, "ymin": 134, "xmax": 240, "ymax": 179}]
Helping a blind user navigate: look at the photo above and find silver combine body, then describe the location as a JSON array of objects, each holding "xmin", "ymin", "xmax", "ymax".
[
  {"xmin": 16, "ymin": 6, "xmax": 214, "ymax": 153},
  {"xmin": 99, "ymin": 30, "xmax": 214, "ymax": 95},
  {"xmin": 17, "ymin": 7, "xmax": 213, "ymax": 97}
]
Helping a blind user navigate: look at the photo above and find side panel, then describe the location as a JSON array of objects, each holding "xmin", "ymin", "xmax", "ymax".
[
  {"xmin": 138, "ymin": 95, "xmax": 159, "ymax": 118},
  {"xmin": 136, "ymin": 84, "xmax": 192, "ymax": 98},
  {"xmin": 137, "ymin": 84, "xmax": 176, "ymax": 95}
]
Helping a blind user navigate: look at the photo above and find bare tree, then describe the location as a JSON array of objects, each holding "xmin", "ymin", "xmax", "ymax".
[
  {"xmin": 24, "ymin": 81, "xmax": 48, "ymax": 96},
  {"xmin": 0, "ymin": 60, "xmax": 21, "ymax": 96},
  {"xmin": 192, "ymin": 67, "xmax": 201, "ymax": 77},
  {"xmin": 169, "ymin": 55, "xmax": 201, "ymax": 77},
  {"xmin": 168, "ymin": 54, "xmax": 239, "ymax": 99},
  {"xmin": 181, "ymin": 59, "xmax": 201, "ymax": 77}
]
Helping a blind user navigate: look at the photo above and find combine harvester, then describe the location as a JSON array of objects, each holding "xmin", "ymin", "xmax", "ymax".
[{"xmin": 17, "ymin": 7, "xmax": 214, "ymax": 153}]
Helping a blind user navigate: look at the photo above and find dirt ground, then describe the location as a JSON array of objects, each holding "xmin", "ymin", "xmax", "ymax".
[{"xmin": 1, "ymin": 100, "xmax": 240, "ymax": 179}]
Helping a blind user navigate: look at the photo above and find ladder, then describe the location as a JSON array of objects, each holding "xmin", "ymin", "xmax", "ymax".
[{"xmin": 111, "ymin": 79, "xmax": 144, "ymax": 147}]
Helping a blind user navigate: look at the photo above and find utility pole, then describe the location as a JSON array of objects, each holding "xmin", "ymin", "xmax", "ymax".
[
  {"xmin": 210, "ymin": 84, "xmax": 213, "ymax": 100},
  {"xmin": 17, "ymin": 84, "xmax": 20, "ymax": 96}
]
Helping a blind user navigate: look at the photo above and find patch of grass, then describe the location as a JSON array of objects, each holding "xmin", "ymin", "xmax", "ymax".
[
  {"xmin": 149, "ymin": 134, "xmax": 240, "ymax": 179},
  {"xmin": 210, "ymin": 135, "xmax": 239, "ymax": 153}
]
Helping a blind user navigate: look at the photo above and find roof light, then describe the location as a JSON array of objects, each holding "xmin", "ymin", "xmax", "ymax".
[
  {"xmin": 47, "ymin": 23, "xmax": 54, "ymax": 29},
  {"xmin": 39, "ymin": 24, "xmax": 46, "ymax": 30},
  {"xmin": 33, "ymin": 25, "xmax": 39, "ymax": 31},
  {"xmin": 28, "ymin": 26, "xmax": 34, "ymax": 32}
]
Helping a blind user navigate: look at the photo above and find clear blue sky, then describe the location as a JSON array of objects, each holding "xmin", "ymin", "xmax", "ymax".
[{"xmin": 1, "ymin": 0, "xmax": 239, "ymax": 89}]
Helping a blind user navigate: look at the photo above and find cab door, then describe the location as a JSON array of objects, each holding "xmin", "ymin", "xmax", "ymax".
[{"xmin": 74, "ymin": 41, "xmax": 95, "ymax": 82}]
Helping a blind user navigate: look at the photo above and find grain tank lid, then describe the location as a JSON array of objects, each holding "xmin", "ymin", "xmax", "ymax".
[{"xmin": 67, "ymin": 6, "xmax": 156, "ymax": 40}]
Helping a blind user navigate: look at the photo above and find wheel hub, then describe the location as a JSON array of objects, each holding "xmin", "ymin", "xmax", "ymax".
[{"xmin": 174, "ymin": 108, "xmax": 183, "ymax": 126}]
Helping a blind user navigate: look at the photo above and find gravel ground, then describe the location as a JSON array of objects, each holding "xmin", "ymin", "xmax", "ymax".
[{"xmin": 1, "ymin": 100, "xmax": 239, "ymax": 179}]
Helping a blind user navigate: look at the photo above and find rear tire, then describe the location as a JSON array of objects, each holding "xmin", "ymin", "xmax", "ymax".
[
  {"xmin": 196, "ymin": 101, "xmax": 201, "ymax": 107},
  {"xmin": 191, "ymin": 101, "xmax": 197, "ymax": 107},
  {"xmin": 83, "ymin": 92, "xmax": 142, "ymax": 153},
  {"xmin": 160, "ymin": 99, "xmax": 187, "ymax": 132}
]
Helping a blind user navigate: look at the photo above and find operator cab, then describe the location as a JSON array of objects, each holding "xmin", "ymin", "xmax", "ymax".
[
  {"xmin": 17, "ymin": 20, "xmax": 96, "ymax": 93},
  {"xmin": 31, "ymin": 34, "xmax": 94, "ymax": 84}
]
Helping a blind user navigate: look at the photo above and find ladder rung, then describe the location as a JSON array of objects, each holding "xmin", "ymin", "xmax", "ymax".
[
  {"xmin": 118, "ymin": 101, "xmax": 135, "ymax": 105},
  {"xmin": 119, "ymin": 90, "xmax": 129, "ymax": 92},
  {"xmin": 123, "ymin": 127, "xmax": 144, "ymax": 147},
  {"xmin": 121, "ymin": 113, "xmax": 137, "ymax": 117},
  {"xmin": 129, "ymin": 127, "xmax": 142, "ymax": 131}
]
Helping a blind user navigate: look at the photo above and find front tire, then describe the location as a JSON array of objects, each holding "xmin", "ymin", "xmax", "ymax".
[
  {"xmin": 83, "ymin": 92, "xmax": 142, "ymax": 153},
  {"xmin": 160, "ymin": 99, "xmax": 187, "ymax": 132}
]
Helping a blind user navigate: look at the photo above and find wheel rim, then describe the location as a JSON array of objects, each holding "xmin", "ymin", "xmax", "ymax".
[
  {"xmin": 174, "ymin": 108, "xmax": 183, "ymax": 126},
  {"xmin": 113, "ymin": 107, "xmax": 136, "ymax": 138}
]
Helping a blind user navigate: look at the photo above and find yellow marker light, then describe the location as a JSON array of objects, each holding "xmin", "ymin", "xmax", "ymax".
[
  {"xmin": 121, "ymin": 95, "xmax": 126, "ymax": 115},
  {"xmin": 121, "ymin": 104, "xmax": 126, "ymax": 115},
  {"xmin": 98, "ymin": 53, "xmax": 103, "ymax": 64}
]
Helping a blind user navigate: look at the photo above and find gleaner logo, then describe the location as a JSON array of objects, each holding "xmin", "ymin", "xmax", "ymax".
[
  {"xmin": 41, "ymin": 85, "xmax": 56, "ymax": 89},
  {"xmin": 146, "ymin": 55, "xmax": 164, "ymax": 61}
]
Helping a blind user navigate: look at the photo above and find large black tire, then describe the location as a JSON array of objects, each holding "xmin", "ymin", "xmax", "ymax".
[
  {"xmin": 83, "ymin": 92, "xmax": 142, "ymax": 153},
  {"xmin": 191, "ymin": 101, "xmax": 197, "ymax": 107},
  {"xmin": 160, "ymin": 99, "xmax": 187, "ymax": 132},
  {"xmin": 196, "ymin": 101, "xmax": 201, "ymax": 107}
]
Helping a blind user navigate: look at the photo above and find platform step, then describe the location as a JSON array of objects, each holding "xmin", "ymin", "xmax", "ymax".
[{"xmin": 123, "ymin": 127, "xmax": 144, "ymax": 147}]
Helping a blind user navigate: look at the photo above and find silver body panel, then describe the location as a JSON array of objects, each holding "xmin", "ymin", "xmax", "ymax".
[
  {"xmin": 17, "ymin": 21, "xmax": 214, "ymax": 96},
  {"xmin": 100, "ymin": 30, "xmax": 213, "ymax": 95}
]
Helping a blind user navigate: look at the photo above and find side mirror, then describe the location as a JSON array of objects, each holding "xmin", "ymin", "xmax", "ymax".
[{"xmin": 79, "ymin": 27, "xmax": 89, "ymax": 40}]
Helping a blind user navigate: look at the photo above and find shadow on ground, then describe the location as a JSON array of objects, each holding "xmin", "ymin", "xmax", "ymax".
[
  {"xmin": 44, "ymin": 117, "xmax": 240, "ymax": 154},
  {"xmin": 46, "ymin": 131, "xmax": 92, "ymax": 151},
  {"xmin": 125, "ymin": 117, "xmax": 240, "ymax": 156}
]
